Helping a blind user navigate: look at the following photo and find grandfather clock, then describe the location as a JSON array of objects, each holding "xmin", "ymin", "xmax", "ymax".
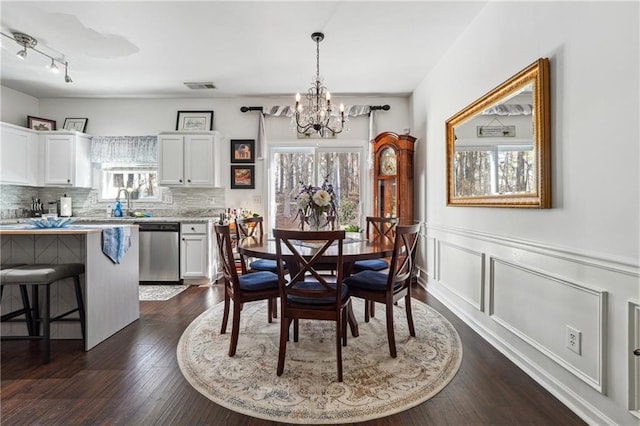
[{"xmin": 372, "ymin": 131, "xmax": 416, "ymax": 224}]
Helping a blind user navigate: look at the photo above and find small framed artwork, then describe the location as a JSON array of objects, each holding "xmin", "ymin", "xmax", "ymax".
[
  {"xmin": 27, "ymin": 115, "xmax": 56, "ymax": 131},
  {"xmin": 63, "ymin": 118, "xmax": 88, "ymax": 132},
  {"xmin": 230, "ymin": 139, "xmax": 255, "ymax": 163},
  {"xmin": 176, "ymin": 110, "xmax": 214, "ymax": 131},
  {"xmin": 230, "ymin": 165, "xmax": 255, "ymax": 189}
]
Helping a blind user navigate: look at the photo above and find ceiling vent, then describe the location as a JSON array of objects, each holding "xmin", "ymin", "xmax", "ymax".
[{"xmin": 184, "ymin": 82, "xmax": 216, "ymax": 90}]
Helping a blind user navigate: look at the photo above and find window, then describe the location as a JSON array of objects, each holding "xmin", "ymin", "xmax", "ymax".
[
  {"xmin": 268, "ymin": 145, "xmax": 365, "ymax": 231},
  {"xmin": 454, "ymin": 144, "xmax": 535, "ymax": 196},
  {"xmin": 100, "ymin": 164, "xmax": 159, "ymax": 201}
]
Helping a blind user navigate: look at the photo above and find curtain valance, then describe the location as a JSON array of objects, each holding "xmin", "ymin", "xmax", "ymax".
[{"xmin": 91, "ymin": 136, "xmax": 158, "ymax": 164}]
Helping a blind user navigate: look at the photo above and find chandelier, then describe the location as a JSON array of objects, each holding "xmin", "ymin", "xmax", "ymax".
[{"xmin": 294, "ymin": 32, "xmax": 345, "ymax": 137}]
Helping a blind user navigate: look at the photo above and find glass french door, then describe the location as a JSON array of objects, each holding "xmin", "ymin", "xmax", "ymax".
[{"xmin": 268, "ymin": 145, "xmax": 365, "ymax": 231}]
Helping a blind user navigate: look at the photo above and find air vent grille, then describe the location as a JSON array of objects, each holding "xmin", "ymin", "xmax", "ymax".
[{"xmin": 184, "ymin": 82, "xmax": 216, "ymax": 90}]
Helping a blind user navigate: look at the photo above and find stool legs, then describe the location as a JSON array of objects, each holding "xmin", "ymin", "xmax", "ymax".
[
  {"xmin": 1, "ymin": 274, "xmax": 85, "ymax": 364},
  {"xmin": 73, "ymin": 275, "xmax": 86, "ymax": 340},
  {"xmin": 19, "ymin": 285, "xmax": 35, "ymax": 336},
  {"xmin": 43, "ymin": 284, "xmax": 51, "ymax": 364}
]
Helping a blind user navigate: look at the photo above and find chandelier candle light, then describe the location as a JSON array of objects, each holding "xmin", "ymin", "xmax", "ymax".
[{"xmin": 294, "ymin": 32, "xmax": 345, "ymax": 138}]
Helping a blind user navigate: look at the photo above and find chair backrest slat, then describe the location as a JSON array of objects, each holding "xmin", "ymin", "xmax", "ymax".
[
  {"xmin": 214, "ymin": 223, "xmax": 240, "ymax": 287},
  {"xmin": 235, "ymin": 216, "xmax": 264, "ymax": 239},
  {"xmin": 387, "ymin": 223, "xmax": 421, "ymax": 290},
  {"xmin": 366, "ymin": 216, "xmax": 398, "ymax": 241},
  {"xmin": 273, "ymin": 229, "xmax": 345, "ymax": 301}
]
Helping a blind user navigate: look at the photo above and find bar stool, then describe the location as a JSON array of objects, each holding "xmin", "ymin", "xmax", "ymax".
[{"xmin": 0, "ymin": 263, "xmax": 86, "ymax": 363}]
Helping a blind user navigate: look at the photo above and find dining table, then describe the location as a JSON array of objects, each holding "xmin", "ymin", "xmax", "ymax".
[{"xmin": 236, "ymin": 233, "xmax": 396, "ymax": 337}]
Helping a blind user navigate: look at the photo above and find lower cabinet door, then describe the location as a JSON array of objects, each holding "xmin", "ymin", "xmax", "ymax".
[{"xmin": 181, "ymin": 235, "xmax": 207, "ymax": 278}]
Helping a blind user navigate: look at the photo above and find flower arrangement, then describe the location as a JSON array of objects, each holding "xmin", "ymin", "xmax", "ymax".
[{"xmin": 294, "ymin": 177, "xmax": 337, "ymax": 230}]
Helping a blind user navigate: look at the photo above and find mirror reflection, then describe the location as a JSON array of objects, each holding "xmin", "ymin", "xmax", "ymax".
[{"xmin": 446, "ymin": 58, "xmax": 550, "ymax": 208}]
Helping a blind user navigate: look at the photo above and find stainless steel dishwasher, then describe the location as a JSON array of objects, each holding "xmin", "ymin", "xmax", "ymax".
[{"xmin": 136, "ymin": 222, "xmax": 181, "ymax": 283}]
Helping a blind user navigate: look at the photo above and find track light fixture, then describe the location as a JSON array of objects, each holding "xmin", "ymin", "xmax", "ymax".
[{"xmin": 1, "ymin": 31, "xmax": 73, "ymax": 83}]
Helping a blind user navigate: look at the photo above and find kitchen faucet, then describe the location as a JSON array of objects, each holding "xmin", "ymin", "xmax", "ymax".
[{"xmin": 116, "ymin": 188, "xmax": 132, "ymax": 217}]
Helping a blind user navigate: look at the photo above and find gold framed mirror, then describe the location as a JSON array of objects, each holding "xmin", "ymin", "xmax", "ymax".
[{"xmin": 446, "ymin": 58, "xmax": 550, "ymax": 208}]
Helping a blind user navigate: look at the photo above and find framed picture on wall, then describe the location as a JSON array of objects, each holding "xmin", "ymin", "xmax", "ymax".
[
  {"xmin": 230, "ymin": 165, "xmax": 255, "ymax": 189},
  {"xmin": 176, "ymin": 110, "xmax": 214, "ymax": 131},
  {"xmin": 230, "ymin": 139, "xmax": 255, "ymax": 163},
  {"xmin": 63, "ymin": 118, "xmax": 88, "ymax": 132},
  {"xmin": 27, "ymin": 115, "xmax": 56, "ymax": 131}
]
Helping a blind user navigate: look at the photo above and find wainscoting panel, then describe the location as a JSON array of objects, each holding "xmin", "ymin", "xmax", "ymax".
[
  {"xmin": 490, "ymin": 257, "xmax": 606, "ymax": 392},
  {"xmin": 630, "ymin": 300, "xmax": 640, "ymax": 418},
  {"xmin": 426, "ymin": 236, "xmax": 436, "ymax": 280},
  {"xmin": 438, "ymin": 240, "xmax": 485, "ymax": 311}
]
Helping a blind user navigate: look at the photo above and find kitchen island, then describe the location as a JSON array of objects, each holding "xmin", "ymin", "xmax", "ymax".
[{"xmin": 0, "ymin": 224, "xmax": 140, "ymax": 350}]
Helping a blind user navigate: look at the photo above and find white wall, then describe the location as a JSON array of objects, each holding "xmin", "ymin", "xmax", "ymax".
[
  {"xmin": 1, "ymin": 86, "xmax": 39, "ymax": 126},
  {"xmin": 1, "ymin": 91, "xmax": 410, "ymax": 216},
  {"xmin": 413, "ymin": 2, "xmax": 639, "ymax": 424}
]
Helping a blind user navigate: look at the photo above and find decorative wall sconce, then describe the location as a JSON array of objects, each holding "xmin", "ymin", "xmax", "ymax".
[{"xmin": 1, "ymin": 31, "xmax": 73, "ymax": 83}]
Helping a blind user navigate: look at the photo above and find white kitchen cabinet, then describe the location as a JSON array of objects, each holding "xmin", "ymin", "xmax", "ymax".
[
  {"xmin": 180, "ymin": 222, "xmax": 209, "ymax": 279},
  {"xmin": 0, "ymin": 122, "xmax": 38, "ymax": 185},
  {"xmin": 40, "ymin": 131, "xmax": 92, "ymax": 187},
  {"xmin": 158, "ymin": 132, "xmax": 216, "ymax": 187}
]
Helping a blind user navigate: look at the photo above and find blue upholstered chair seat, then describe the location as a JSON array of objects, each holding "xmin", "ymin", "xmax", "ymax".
[
  {"xmin": 287, "ymin": 281, "xmax": 350, "ymax": 305},
  {"xmin": 352, "ymin": 258, "xmax": 389, "ymax": 272},
  {"xmin": 238, "ymin": 271, "xmax": 279, "ymax": 291},
  {"xmin": 249, "ymin": 258, "xmax": 285, "ymax": 273},
  {"xmin": 344, "ymin": 270, "xmax": 402, "ymax": 292}
]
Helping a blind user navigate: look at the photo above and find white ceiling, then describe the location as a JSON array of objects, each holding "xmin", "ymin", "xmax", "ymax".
[{"xmin": 0, "ymin": 1, "xmax": 487, "ymax": 99}]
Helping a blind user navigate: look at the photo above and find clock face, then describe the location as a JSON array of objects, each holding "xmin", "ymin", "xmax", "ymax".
[{"xmin": 379, "ymin": 149, "xmax": 397, "ymax": 175}]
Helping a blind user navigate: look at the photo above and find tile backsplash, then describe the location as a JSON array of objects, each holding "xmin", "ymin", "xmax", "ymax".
[{"xmin": 0, "ymin": 184, "xmax": 225, "ymax": 219}]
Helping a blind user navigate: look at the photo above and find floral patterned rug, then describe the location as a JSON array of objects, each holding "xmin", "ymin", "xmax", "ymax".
[
  {"xmin": 139, "ymin": 284, "xmax": 190, "ymax": 301},
  {"xmin": 177, "ymin": 298, "xmax": 463, "ymax": 423}
]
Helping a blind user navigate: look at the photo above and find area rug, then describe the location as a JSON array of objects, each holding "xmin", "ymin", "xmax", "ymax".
[
  {"xmin": 177, "ymin": 298, "xmax": 462, "ymax": 423},
  {"xmin": 139, "ymin": 284, "xmax": 190, "ymax": 301}
]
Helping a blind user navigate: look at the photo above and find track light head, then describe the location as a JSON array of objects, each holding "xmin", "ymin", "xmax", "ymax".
[
  {"xmin": 48, "ymin": 59, "xmax": 59, "ymax": 73},
  {"xmin": 64, "ymin": 62, "xmax": 72, "ymax": 83},
  {"xmin": 16, "ymin": 48, "xmax": 27, "ymax": 59}
]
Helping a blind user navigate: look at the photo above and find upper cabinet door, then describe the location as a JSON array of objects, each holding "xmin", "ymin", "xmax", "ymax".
[
  {"xmin": 158, "ymin": 133, "xmax": 215, "ymax": 187},
  {"xmin": 41, "ymin": 133, "xmax": 92, "ymax": 187},
  {"xmin": 0, "ymin": 123, "xmax": 37, "ymax": 185},
  {"xmin": 44, "ymin": 134, "xmax": 75, "ymax": 185},
  {"xmin": 158, "ymin": 135, "xmax": 185, "ymax": 185},
  {"xmin": 184, "ymin": 134, "xmax": 214, "ymax": 186}
]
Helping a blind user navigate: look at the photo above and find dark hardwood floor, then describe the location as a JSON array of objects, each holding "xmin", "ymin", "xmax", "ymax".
[{"xmin": 1, "ymin": 283, "xmax": 586, "ymax": 425}]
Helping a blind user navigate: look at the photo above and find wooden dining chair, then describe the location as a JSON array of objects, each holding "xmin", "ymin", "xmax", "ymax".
[
  {"xmin": 214, "ymin": 223, "xmax": 280, "ymax": 357},
  {"xmin": 273, "ymin": 229, "xmax": 351, "ymax": 382},
  {"xmin": 351, "ymin": 216, "xmax": 398, "ymax": 273},
  {"xmin": 344, "ymin": 222, "xmax": 421, "ymax": 358},
  {"xmin": 235, "ymin": 216, "xmax": 287, "ymax": 275}
]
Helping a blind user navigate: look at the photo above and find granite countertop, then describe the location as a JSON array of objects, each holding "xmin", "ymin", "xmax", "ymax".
[
  {"xmin": 1, "ymin": 216, "xmax": 217, "ymax": 225},
  {"xmin": 0, "ymin": 223, "xmax": 136, "ymax": 235},
  {"xmin": 73, "ymin": 216, "xmax": 216, "ymax": 223}
]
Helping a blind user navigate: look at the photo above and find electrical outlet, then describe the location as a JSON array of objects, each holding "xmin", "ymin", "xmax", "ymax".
[
  {"xmin": 566, "ymin": 325, "xmax": 582, "ymax": 355},
  {"xmin": 252, "ymin": 195, "xmax": 262, "ymax": 205}
]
